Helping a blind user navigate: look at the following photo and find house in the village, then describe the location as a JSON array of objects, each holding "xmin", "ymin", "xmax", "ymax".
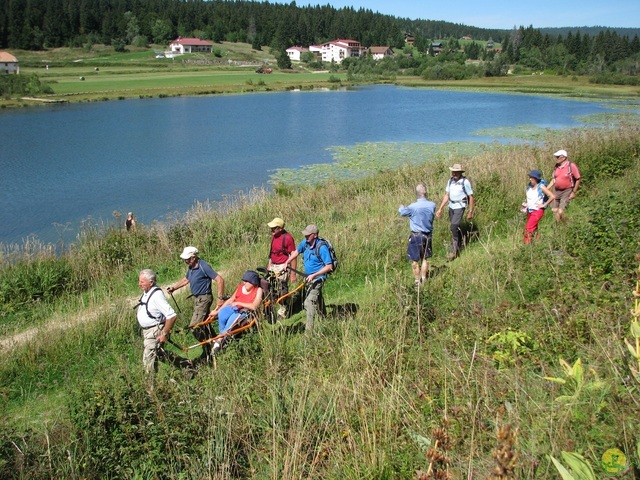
[
  {"xmin": 367, "ymin": 46, "xmax": 394, "ymax": 61},
  {"xmin": 169, "ymin": 37, "xmax": 213, "ymax": 54},
  {"xmin": 0, "ymin": 52, "xmax": 19, "ymax": 74},
  {"xmin": 319, "ymin": 39, "xmax": 365, "ymax": 64},
  {"xmin": 286, "ymin": 46, "xmax": 309, "ymax": 62}
]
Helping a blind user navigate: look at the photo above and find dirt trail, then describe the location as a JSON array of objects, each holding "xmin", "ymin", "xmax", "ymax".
[{"xmin": 0, "ymin": 296, "xmax": 137, "ymax": 354}]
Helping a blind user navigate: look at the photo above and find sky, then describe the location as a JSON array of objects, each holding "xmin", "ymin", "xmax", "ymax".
[{"xmin": 291, "ymin": 0, "xmax": 640, "ymax": 29}]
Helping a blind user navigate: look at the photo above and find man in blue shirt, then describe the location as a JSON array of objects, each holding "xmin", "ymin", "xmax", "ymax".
[
  {"xmin": 399, "ymin": 184, "xmax": 436, "ymax": 286},
  {"xmin": 285, "ymin": 224, "xmax": 333, "ymax": 334},
  {"xmin": 167, "ymin": 246, "xmax": 225, "ymax": 361}
]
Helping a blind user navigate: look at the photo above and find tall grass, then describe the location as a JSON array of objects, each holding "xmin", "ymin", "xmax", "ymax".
[{"xmin": 1, "ymin": 123, "xmax": 639, "ymax": 478}]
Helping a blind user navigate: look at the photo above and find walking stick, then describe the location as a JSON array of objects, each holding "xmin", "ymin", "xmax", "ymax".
[{"xmin": 169, "ymin": 291, "xmax": 182, "ymax": 314}]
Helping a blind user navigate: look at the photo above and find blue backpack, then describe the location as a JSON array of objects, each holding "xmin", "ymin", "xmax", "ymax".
[{"xmin": 527, "ymin": 179, "xmax": 549, "ymax": 209}]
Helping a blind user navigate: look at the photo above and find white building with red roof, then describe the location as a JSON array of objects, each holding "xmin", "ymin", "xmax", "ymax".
[
  {"xmin": 0, "ymin": 52, "xmax": 19, "ymax": 74},
  {"xmin": 320, "ymin": 39, "xmax": 365, "ymax": 64},
  {"xmin": 286, "ymin": 46, "xmax": 309, "ymax": 62},
  {"xmin": 169, "ymin": 37, "xmax": 213, "ymax": 54}
]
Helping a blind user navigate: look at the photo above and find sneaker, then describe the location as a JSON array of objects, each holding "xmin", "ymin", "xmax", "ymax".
[
  {"xmin": 414, "ymin": 280, "xmax": 421, "ymax": 287},
  {"xmin": 212, "ymin": 341, "xmax": 221, "ymax": 354}
]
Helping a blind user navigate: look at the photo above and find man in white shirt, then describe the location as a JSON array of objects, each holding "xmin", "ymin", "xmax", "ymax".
[{"xmin": 136, "ymin": 269, "xmax": 177, "ymax": 374}]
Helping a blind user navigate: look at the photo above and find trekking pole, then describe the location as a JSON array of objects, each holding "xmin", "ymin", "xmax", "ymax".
[{"xmin": 169, "ymin": 291, "xmax": 182, "ymax": 314}]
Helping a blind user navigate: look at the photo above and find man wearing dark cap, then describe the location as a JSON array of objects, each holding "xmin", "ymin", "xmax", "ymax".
[
  {"xmin": 285, "ymin": 224, "xmax": 334, "ymax": 334},
  {"xmin": 167, "ymin": 246, "xmax": 225, "ymax": 361}
]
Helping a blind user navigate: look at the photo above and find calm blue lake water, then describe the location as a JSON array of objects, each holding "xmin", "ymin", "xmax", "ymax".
[{"xmin": 0, "ymin": 85, "xmax": 615, "ymax": 246}]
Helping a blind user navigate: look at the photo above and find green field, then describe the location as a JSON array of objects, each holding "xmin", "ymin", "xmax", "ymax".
[{"xmin": 5, "ymin": 42, "xmax": 639, "ymax": 106}]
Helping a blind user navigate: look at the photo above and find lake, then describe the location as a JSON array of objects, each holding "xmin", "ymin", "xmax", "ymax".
[{"xmin": 0, "ymin": 85, "xmax": 617, "ymax": 247}]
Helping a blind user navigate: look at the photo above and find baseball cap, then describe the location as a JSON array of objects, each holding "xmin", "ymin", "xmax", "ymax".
[
  {"xmin": 302, "ymin": 224, "xmax": 319, "ymax": 236},
  {"xmin": 179, "ymin": 246, "xmax": 198, "ymax": 259},
  {"xmin": 267, "ymin": 217, "xmax": 285, "ymax": 228},
  {"xmin": 554, "ymin": 149, "xmax": 568, "ymax": 157}
]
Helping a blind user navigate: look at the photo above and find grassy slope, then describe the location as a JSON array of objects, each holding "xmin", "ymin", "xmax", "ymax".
[{"xmin": 1, "ymin": 119, "xmax": 639, "ymax": 478}]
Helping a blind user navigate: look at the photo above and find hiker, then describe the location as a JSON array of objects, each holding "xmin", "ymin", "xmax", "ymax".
[
  {"xmin": 267, "ymin": 217, "xmax": 297, "ymax": 301},
  {"xmin": 285, "ymin": 224, "xmax": 334, "ymax": 334},
  {"xmin": 436, "ymin": 163, "xmax": 474, "ymax": 260},
  {"xmin": 136, "ymin": 269, "xmax": 177, "ymax": 374},
  {"xmin": 166, "ymin": 246, "xmax": 225, "ymax": 362},
  {"xmin": 523, "ymin": 170, "xmax": 555, "ymax": 244},
  {"xmin": 125, "ymin": 212, "xmax": 136, "ymax": 231},
  {"xmin": 399, "ymin": 183, "xmax": 436, "ymax": 286},
  {"xmin": 548, "ymin": 149, "xmax": 581, "ymax": 223},
  {"xmin": 206, "ymin": 270, "xmax": 263, "ymax": 354}
]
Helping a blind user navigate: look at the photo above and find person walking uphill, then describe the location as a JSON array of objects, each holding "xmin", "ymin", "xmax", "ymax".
[
  {"xmin": 523, "ymin": 170, "xmax": 555, "ymax": 244},
  {"xmin": 166, "ymin": 246, "xmax": 225, "ymax": 362},
  {"xmin": 548, "ymin": 149, "xmax": 581, "ymax": 223},
  {"xmin": 436, "ymin": 163, "xmax": 474, "ymax": 260},
  {"xmin": 284, "ymin": 224, "xmax": 334, "ymax": 334},
  {"xmin": 136, "ymin": 269, "xmax": 177, "ymax": 375},
  {"xmin": 399, "ymin": 184, "xmax": 436, "ymax": 286},
  {"xmin": 267, "ymin": 217, "xmax": 297, "ymax": 301}
]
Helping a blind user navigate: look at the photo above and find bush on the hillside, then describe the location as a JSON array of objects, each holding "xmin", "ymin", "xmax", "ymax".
[
  {"xmin": 0, "ymin": 74, "xmax": 53, "ymax": 97},
  {"xmin": 67, "ymin": 371, "xmax": 251, "ymax": 478},
  {"xmin": 568, "ymin": 184, "xmax": 640, "ymax": 280},
  {"xmin": 0, "ymin": 257, "xmax": 76, "ymax": 312}
]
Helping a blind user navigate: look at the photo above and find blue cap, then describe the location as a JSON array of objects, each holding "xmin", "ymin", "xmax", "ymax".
[
  {"xmin": 528, "ymin": 170, "xmax": 542, "ymax": 181},
  {"xmin": 241, "ymin": 270, "xmax": 260, "ymax": 286}
]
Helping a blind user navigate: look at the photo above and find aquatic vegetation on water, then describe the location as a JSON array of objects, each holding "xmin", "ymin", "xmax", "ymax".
[{"xmin": 269, "ymin": 141, "xmax": 489, "ymax": 186}]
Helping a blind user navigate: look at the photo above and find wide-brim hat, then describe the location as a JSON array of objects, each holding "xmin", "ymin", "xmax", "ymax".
[
  {"xmin": 267, "ymin": 217, "xmax": 285, "ymax": 228},
  {"xmin": 528, "ymin": 169, "xmax": 542, "ymax": 181},
  {"xmin": 179, "ymin": 246, "xmax": 199, "ymax": 259},
  {"xmin": 449, "ymin": 163, "xmax": 465, "ymax": 172},
  {"xmin": 241, "ymin": 270, "xmax": 260, "ymax": 286}
]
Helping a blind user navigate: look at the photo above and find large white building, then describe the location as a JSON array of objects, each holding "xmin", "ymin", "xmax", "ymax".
[{"xmin": 319, "ymin": 39, "xmax": 365, "ymax": 64}]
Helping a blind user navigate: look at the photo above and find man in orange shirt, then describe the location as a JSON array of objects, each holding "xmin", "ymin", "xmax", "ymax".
[{"xmin": 548, "ymin": 149, "xmax": 581, "ymax": 223}]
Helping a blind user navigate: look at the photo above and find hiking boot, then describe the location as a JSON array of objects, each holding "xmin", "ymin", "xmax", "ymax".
[{"xmin": 446, "ymin": 252, "xmax": 458, "ymax": 261}]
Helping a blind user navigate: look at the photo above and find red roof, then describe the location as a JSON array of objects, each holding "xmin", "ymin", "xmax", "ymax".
[
  {"xmin": 0, "ymin": 52, "xmax": 18, "ymax": 62},
  {"xmin": 170, "ymin": 37, "xmax": 213, "ymax": 46}
]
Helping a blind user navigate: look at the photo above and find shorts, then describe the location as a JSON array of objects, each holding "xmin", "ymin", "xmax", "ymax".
[
  {"xmin": 406, "ymin": 232, "xmax": 432, "ymax": 262},
  {"xmin": 553, "ymin": 188, "xmax": 572, "ymax": 211}
]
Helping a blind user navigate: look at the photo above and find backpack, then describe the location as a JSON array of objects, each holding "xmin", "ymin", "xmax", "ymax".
[
  {"xmin": 526, "ymin": 180, "xmax": 550, "ymax": 209},
  {"xmin": 268, "ymin": 231, "xmax": 292, "ymax": 259},
  {"xmin": 448, "ymin": 176, "xmax": 470, "ymax": 204},
  {"xmin": 311, "ymin": 237, "xmax": 338, "ymax": 274},
  {"xmin": 136, "ymin": 287, "xmax": 165, "ymax": 323}
]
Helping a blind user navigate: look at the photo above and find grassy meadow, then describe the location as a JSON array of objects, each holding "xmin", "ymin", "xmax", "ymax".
[
  {"xmin": 1, "ymin": 115, "xmax": 640, "ymax": 478},
  {"xmin": 4, "ymin": 42, "xmax": 640, "ymax": 107}
]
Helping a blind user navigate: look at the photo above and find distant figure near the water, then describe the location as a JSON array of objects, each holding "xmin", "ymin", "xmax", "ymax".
[{"xmin": 125, "ymin": 212, "xmax": 136, "ymax": 231}]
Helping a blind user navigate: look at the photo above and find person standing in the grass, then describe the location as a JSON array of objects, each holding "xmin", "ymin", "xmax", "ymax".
[
  {"xmin": 523, "ymin": 170, "xmax": 555, "ymax": 244},
  {"xmin": 284, "ymin": 224, "xmax": 333, "ymax": 334},
  {"xmin": 548, "ymin": 149, "xmax": 581, "ymax": 223},
  {"xmin": 436, "ymin": 163, "xmax": 474, "ymax": 261},
  {"xmin": 399, "ymin": 183, "xmax": 436, "ymax": 286},
  {"xmin": 136, "ymin": 269, "xmax": 177, "ymax": 374},
  {"xmin": 267, "ymin": 217, "xmax": 297, "ymax": 299},
  {"xmin": 166, "ymin": 246, "xmax": 225, "ymax": 362},
  {"xmin": 125, "ymin": 212, "xmax": 136, "ymax": 231}
]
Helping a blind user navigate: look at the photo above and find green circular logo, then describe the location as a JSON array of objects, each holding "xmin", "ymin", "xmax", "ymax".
[{"xmin": 601, "ymin": 448, "xmax": 627, "ymax": 474}]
